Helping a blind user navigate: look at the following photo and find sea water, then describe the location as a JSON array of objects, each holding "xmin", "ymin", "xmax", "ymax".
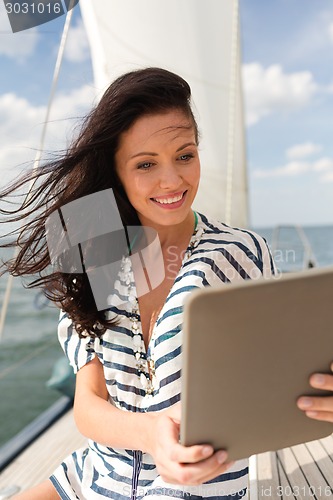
[{"xmin": 0, "ymin": 225, "xmax": 332, "ymax": 447}]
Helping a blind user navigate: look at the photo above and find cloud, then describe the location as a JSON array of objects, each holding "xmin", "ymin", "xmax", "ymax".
[
  {"xmin": 253, "ymin": 157, "xmax": 333, "ymax": 182},
  {"xmin": 243, "ymin": 63, "xmax": 317, "ymax": 125},
  {"xmin": 286, "ymin": 142, "xmax": 322, "ymax": 160},
  {"xmin": 320, "ymin": 171, "xmax": 333, "ymax": 183},
  {"xmin": 64, "ymin": 19, "xmax": 90, "ymax": 63},
  {"xmin": 0, "ymin": 84, "xmax": 96, "ymax": 186},
  {"xmin": 253, "ymin": 161, "xmax": 310, "ymax": 178},
  {"xmin": 328, "ymin": 22, "xmax": 333, "ymax": 44},
  {"xmin": 313, "ymin": 157, "xmax": 333, "ymax": 172},
  {"xmin": 0, "ymin": 4, "xmax": 39, "ymax": 60},
  {"xmin": 51, "ymin": 84, "xmax": 96, "ymax": 120},
  {"xmin": 0, "ymin": 93, "xmax": 45, "ymax": 186}
]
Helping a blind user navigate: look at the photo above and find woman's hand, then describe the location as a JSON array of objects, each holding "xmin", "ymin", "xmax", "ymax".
[
  {"xmin": 297, "ymin": 362, "xmax": 333, "ymax": 423},
  {"xmin": 146, "ymin": 402, "xmax": 234, "ymax": 486}
]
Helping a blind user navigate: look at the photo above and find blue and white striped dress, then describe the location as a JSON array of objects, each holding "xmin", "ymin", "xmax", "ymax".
[{"xmin": 50, "ymin": 213, "xmax": 275, "ymax": 499}]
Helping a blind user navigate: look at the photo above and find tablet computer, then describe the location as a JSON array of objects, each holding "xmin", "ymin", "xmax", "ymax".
[{"xmin": 180, "ymin": 266, "xmax": 333, "ymax": 461}]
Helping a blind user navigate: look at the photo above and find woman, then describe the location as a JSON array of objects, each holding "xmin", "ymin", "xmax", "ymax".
[{"xmin": 1, "ymin": 68, "xmax": 332, "ymax": 500}]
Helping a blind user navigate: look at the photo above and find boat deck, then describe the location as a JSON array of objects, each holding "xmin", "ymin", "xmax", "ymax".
[
  {"xmin": 249, "ymin": 436, "xmax": 333, "ymax": 498},
  {"xmin": 0, "ymin": 410, "xmax": 332, "ymax": 498},
  {"xmin": 0, "ymin": 410, "xmax": 86, "ymax": 494}
]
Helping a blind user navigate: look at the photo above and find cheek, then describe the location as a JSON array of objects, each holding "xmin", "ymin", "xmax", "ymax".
[
  {"xmin": 188, "ymin": 162, "xmax": 200, "ymax": 186},
  {"xmin": 123, "ymin": 175, "xmax": 151, "ymax": 204}
]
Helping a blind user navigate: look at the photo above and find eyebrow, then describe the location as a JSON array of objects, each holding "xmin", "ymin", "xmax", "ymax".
[{"xmin": 130, "ymin": 142, "xmax": 197, "ymax": 160}]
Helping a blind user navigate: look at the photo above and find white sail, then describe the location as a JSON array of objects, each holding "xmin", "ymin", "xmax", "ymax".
[{"xmin": 80, "ymin": 0, "xmax": 248, "ymax": 227}]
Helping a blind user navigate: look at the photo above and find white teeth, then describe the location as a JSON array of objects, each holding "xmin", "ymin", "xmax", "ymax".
[{"xmin": 153, "ymin": 193, "xmax": 183, "ymax": 204}]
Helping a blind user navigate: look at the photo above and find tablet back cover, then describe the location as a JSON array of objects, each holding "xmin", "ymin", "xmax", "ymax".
[{"xmin": 180, "ymin": 267, "xmax": 333, "ymax": 461}]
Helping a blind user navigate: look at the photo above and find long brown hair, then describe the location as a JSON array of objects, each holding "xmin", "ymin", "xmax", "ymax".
[{"xmin": 0, "ymin": 67, "xmax": 199, "ymax": 338}]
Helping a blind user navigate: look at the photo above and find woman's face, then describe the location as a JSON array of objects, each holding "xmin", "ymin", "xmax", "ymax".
[{"xmin": 115, "ymin": 109, "xmax": 200, "ymax": 229}]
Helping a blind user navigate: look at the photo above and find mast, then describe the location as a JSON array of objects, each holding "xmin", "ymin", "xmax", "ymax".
[{"xmin": 80, "ymin": 0, "xmax": 248, "ymax": 227}]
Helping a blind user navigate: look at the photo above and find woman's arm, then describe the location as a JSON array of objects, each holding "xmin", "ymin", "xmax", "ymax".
[
  {"xmin": 73, "ymin": 356, "xmax": 234, "ymax": 485},
  {"xmin": 73, "ymin": 356, "xmax": 156, "ymax": 452},
  {"xmin": 297, "ymin": 362, "xmax": 333, "ymax": 423}
]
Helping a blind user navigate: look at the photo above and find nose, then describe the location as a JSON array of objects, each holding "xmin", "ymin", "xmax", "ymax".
[{"xmin": 159, "ymin": 163, "xmax": 183, "ymax": 190}]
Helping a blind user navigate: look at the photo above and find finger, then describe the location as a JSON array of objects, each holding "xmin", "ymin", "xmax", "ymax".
[
  {"xmin": 169, "ymin": 443, "xmax": 215, "ymax": 464},
  {"xmin": 169, "ymin": 451, "xmax": 233, "ymax": 486},
  {"xmin": 310, "ymin": 373, "xmax": 333, "ymax": 392},
  {"xmin": 297, "ymin": 396, "xmax": 333, "ymax": 413},
  {"xmin": 185, "ymin": 453, "xmax": 235, "ymax": 485},
  {"xmin": 304, "ymin": 410, "xmax": 333, "ymax": 423}
]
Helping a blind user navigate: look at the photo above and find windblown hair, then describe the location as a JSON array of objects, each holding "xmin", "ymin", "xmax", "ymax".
[{"xmin": 0, "ymin": 67, "xmax": 198, "ymax": 337}]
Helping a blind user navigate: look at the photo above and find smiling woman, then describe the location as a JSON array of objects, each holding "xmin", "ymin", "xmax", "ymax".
[{"xmin": 1, "ymin": 67, "xmax": 332, "ymax": 500}]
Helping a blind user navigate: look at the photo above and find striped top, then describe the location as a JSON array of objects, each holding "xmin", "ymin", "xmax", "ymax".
[{"xmin": 50, "ymin": 212, "xmax": 275, "ymax": 500}]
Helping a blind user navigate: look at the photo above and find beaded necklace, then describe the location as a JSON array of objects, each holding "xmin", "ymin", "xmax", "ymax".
[{"xmin": 119, "ymin": 211, "xmax": 203, "ymax": 396}]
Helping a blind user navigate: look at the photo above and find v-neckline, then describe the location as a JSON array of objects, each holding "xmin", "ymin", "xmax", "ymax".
[
  {"xmin": 121, "ymin": 212, "xmax": 204, "ymax": 395},
  {"xmin": 133, "ymin": 211, "xmax": 202, "ymax": 355}
]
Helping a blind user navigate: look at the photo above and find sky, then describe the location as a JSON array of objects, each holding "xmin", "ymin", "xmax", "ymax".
[{"xmin": 0, "ymin": 0, "xmax": 332, "ymax": 228}]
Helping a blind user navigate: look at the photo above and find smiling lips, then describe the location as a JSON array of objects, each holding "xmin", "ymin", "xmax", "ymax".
[{"xmin": 151, "ymin": 190, "xmax": 187, "ymax": 209}]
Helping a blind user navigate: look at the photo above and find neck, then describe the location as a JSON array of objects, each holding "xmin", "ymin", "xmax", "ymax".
[{"xmin": 140, "ymin": 211, "xmax": 196, "ymax": 250}]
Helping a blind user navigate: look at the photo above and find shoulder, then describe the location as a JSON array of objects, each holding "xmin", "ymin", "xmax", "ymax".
[
  {"xmin": 197, "ymin": 212, "xmax": 268, "ymax": 256},
  {"xmin": 58, "ymin": 311, "xmax": 97, "ymax": 374},
  {"xmin": 195, "ymin": 212, "xmax": 276, "ymax": 279}
]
